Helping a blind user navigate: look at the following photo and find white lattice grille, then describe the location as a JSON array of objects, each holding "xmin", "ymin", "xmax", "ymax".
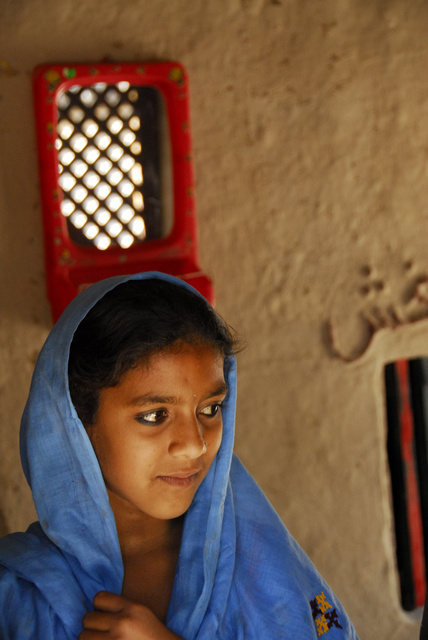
[{"xmin": 56, "ymin": 82, "xmax": 163, "ymax": 250}]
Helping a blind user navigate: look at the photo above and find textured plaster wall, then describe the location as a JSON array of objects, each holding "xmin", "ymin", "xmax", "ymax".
[{"xmin": 1, "ymin": 0, "xmax": 428, "ymax": 637}]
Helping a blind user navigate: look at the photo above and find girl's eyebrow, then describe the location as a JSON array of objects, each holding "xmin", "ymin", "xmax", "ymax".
[
  {"xmin": 127, "ymin": 382, "xmax": 229, "ymax": 407},
  {"xmin": 205, "ymin": 382, "xmax": 229, "ymax": 400},
  {"xmin": 128, "ymin": 394, "xmax": 177, "ymax": 407}
]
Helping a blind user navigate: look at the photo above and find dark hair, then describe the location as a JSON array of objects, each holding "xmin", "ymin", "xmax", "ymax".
[{"xmin": 68, "ymin": 278, "xmax": 237, "ymax": 426}]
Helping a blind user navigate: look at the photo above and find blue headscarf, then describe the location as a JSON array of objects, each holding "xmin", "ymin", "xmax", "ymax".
[{"xmin": 0, "ymin": 272, "xmax": 359, "ymax": 639}]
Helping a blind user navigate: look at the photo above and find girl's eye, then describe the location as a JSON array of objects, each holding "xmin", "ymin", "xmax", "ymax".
[
  {"xmin": 200, "ymin": 403, "xmax": 222, "ymax": 418},
  {"xmin": 136, "ymin": 409, "xmax": 168, "ymax": 425}
]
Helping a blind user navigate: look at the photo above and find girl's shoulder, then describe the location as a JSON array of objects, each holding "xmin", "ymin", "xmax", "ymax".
[
  {"xmin": 0, "ymin": 523, "xmax": 86, "ymax": 640},
  {"xmin": 0, "ymin": 560, "xmax": 67, "ymax": 640},
  {"xmin": 228, "ymin": 456, "xmax": 360, "ymax": 639},
  {"xmin": 0, "ymin": 522, "xmax": 71, "ymax": 584}
]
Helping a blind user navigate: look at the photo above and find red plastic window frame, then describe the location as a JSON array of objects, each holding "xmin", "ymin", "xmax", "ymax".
[{"xmin": 33, "ymin": 61, "xmax": 213, "ymax": 322}]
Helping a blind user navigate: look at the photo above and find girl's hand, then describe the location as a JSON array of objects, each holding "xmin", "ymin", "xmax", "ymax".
[{"xmin": 79, "ymin": 591, "xmax": 183, "ymax": 640}]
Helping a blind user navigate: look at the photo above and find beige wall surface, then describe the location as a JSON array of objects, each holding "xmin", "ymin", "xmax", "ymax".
[{"xmin": 2, "ymin": 0, "xmax": 428, "ymax": 637}]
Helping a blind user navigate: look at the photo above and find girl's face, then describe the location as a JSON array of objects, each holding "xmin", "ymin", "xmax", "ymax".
[{"xmin": 86, "ymin": 343, "xmax": 228, "ymax": 522}]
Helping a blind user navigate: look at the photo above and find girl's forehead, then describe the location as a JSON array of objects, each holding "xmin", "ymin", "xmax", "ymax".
[
  {"xmin": 137, "ymin": 340, "xmax": 226, "ymax": 371},
  {"xmin": 113, "ymin": 344, "xmax": 227, "ymax": 400}
]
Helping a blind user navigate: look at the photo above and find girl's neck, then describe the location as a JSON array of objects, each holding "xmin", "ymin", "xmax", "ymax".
[
  {"xmin": 107, "ymin": 488, "xmax": 183, "ymax": 557},
  {"xmin": 108, "ymin": 493, "xmax": 183, "ymax": 620}
]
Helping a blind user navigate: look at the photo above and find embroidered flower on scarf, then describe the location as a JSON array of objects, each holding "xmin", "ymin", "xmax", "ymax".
[{"xmin": 310, "ymin": 591, "xmax": 343, "ymax": 636}]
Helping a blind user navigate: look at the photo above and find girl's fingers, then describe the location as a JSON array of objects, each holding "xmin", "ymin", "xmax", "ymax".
[
  {"xmin": 80, "ymin": 591, "xmax": 174, "ymax": 640},
  {"xmin": 82, "ymin": 610, "xmax": 116, "ymax": 631},
  {"xmin": 93, "ymin": 590, "xmax": 127, "ymax": 612}
]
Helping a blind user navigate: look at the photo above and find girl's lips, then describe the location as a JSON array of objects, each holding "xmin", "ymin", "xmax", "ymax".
[{"xmin": 158, "ymin": 471, "xmax": 201, "ymax": 487}]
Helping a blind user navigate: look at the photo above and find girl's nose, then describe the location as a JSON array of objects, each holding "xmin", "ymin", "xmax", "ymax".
[{"xmin": 168, "ymin": 415, "xmax": 207, "ymax": 458}]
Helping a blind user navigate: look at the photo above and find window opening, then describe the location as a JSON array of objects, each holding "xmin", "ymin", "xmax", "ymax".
[
  {"xmin": 57, "ymin": 83, "xmax": 172, "ymax": 250},
  {"xmin": 385, "ymin": 358, "xmax": 428, "ymax": 610}
]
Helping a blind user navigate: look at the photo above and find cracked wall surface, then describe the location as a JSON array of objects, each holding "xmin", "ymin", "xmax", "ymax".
[{"xmin": 2, "ymin": 1, "xmax": 428, "ymax": 637}]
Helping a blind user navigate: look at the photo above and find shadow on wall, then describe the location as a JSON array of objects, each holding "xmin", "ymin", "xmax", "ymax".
[{"xmin": 0, "ymin": 509, "xmax": 9, "ymax": 537}]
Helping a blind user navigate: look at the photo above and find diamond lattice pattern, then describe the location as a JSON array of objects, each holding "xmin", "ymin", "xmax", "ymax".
[{"xmin": 56, "ymin": 82, "xmax": 150, "ymax": 250}]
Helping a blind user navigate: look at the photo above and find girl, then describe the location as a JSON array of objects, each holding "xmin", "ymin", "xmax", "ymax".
[{"xmin": 0, "ymin": 272, "xmax": 359, "ymax": 639}]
